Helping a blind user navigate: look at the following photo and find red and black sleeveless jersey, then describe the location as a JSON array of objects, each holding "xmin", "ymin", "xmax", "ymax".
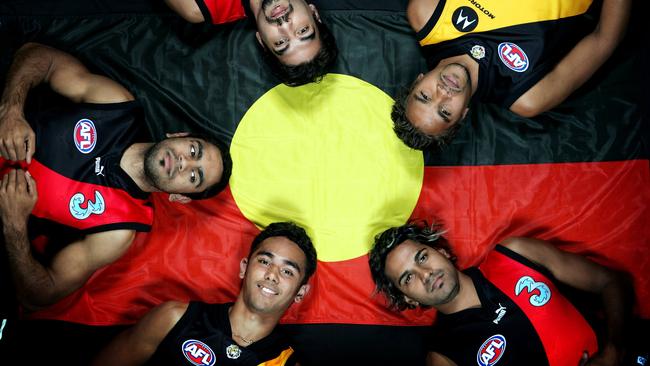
[
  {"xmin": 417, "ymin": 0, "xmax": 596, "ymax": 107},
  {"xmin": 148, "ymin": 302, "xmax": 296, "ymax": 366},
  {"xmin": 429, "ymin": 245, "xmax": 598, "ymax": 366},
  {"xmin": 0, "ymin": 101, "xmax": 153, "ymax": 255}
]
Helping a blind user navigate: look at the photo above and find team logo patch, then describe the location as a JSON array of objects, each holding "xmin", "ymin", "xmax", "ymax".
[
  {"xmin": 226, "ymin": 344, "xmax": 242, "ymax": 360},
  {"xmin": 477, "ymin": 334, "xmax": 506, "ymax": 366},
  {"xmin": 182, "ymin": 339, "xmax": 216, "ymax": 366},
  {"xmin": 515, "ymin": 275, "xmax": 551, "ymax": 306},
  {"xmin": 471, "ymin": 45, "xmax": 485, "ymax": 60},
  {"xmin": 69, "ymin": 191, "xmax": 105, "ymax": 220},
  {"xmin": 452, "ymin": 7, "xmax": 479, "ymax": 32},
  {"xmin": 497, "ymin": 42, "xmax": 529, "ymax": 72},
  {"xmin": 73, "ymin": 118, "xmax": 97, "ymax": 154}
]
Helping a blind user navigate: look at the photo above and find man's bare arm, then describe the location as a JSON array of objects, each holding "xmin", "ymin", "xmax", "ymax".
[
  {"xmin": 502, "ymin": 237, "xmax": 630, "ymax": 365},
  {"xmin": 93, "ymin": 301, "xmax": 189, "ymax": 366},
  {"xmin": 165, "ymin": 0, "xmax": 205, "ymax": 23},
  {"xmin": 406, "ymin": 0, "xmax": 441, "ymax": 34},
  {"xmin": 511, "ymin": 0, "xmax": 631, "ymax": 117},
  {"xmin": 4, "ymin": 226, "xmax": 135, "ymax": 311},
  {"xmin": 0, "ymin": 42, "xmax": 133, "ymax": 162}
]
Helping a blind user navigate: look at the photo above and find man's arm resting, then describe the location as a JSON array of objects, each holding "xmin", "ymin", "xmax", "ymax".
[
  {"xmin": 502, "ymin": 237, "xmax": 631, "ymax": 364},
  {"xmin": 165, "ymin": 0, "xmax": 205, "ymax": 23},
  {"xmin": 4, "ymin": 227, "xmax": 135, "ymax": 310},
  {"xmin": 93, "ymin": 301, "xmax": 189, "ymax": 366},
  {"xmin": 511, "ymin": 0, "xmax": 631, "ymax": 117}
]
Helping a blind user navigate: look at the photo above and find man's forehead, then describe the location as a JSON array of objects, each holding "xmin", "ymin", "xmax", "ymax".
[
  {"xmin": 254, "ymin": 236, "xmax": 305, "ymax": 264},
  {"xmin": 385, "ymin": 240, "xmax": 420, "ymax": 278}
]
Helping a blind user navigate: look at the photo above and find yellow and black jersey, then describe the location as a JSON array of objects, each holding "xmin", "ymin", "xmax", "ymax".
[
  {"xmin": 147, "ymin": 302, "xmax": 296, "ymax": 366},
  {"xmin": 418, "ymin": 0, "xmax": 597, "ymax": 107}
]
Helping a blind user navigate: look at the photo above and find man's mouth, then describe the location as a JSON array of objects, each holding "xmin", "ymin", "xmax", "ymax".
[
  {"xmin": 443, "ymin": 74, "xmax": 460, "ymax": 90},
  {"xmin": 429, "ymin": 273, "xmax": 444, "ymax": 292},
  {"xmin": 257, "ymin": 283, "xmax": 279, "ymax": 296},
  {"xmin": 270, "ymin": 5, "xmax": 289, "ymax": 19}
]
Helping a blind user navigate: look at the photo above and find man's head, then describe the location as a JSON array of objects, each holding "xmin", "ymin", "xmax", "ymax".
[
  {"xmin": 239, "ymin": 222, "xmax": 317, "ymax": 314},
  {"xmin": 143, "ymin": 133, "xmax": 232, "ymax": 200},
  {"xmin": 369, "ymin": 222, "xmax": 458, "ymax": 311},
  {"xmin": 392, "ymin": 63, "xmax": 473, "ymax": 150},
  {"xmin": 254, "ymin": 0, "xmax": 338, "ymax": 86}
]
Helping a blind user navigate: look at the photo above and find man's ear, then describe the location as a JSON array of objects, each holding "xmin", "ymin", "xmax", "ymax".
[
  {"xmin": 436, "ymin": 247, "xmax": 451, "ymax": 259},
  {"xmin": 294, "ymin": 284, "xmax": 311, "ymax": 303},
  {"xmin": 169, "ymin": 194, "xmax": 191, "ymax": 204},
  {"xmin": 309, "ymin": 4, "xmax": 321, "ymax": 23},
  {"xmin": 404, "ymin": 296, "xmax": 419, "ymax": 307},
  {"xmin": 255, "ymin": 32, "xmax": 265, "ymax": 48},
  {"xmin": 239, "ymin": 258, "xmax": 248, "ymax": 279},
  {"xmin": 166, "ymin": 132, "xmax": 190, "ymax": 138},
  {"xmin": 416, "ymin": 73, "xmax": 425, "ymax": 82}
]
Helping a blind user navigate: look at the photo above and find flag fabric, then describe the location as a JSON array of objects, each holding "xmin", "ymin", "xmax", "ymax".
[{"xmin": 0, "ymin": 1, "xmax": 648, "ymax": 364}]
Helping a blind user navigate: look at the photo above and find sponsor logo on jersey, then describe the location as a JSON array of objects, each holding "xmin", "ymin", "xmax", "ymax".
[
  {"xmin": 226, "ymin": 344, "xmax": 242, "ymax": 360},
  {"xmin": 466, "ymin": 0, "xmax": 495, "ymax": 19},
  {"xmin": 477, "ymin": 334, "xmax": 506, "ymax": 366},
  {"xmin": 73, "ymin": 119, "xmax": 97, "ymax": 154},
  {"xmin": 497, "ymin": 42, "xmax": 529, "ymax": 73},
  {"xmin": 515, "ymin": 275, "xmax": 551, "ymax": 306},
  {"xmin": 182, "ymin": 339, "xmax": 215, "ymax": 366},
  {"xmin": 69, "ymin": 191, "xmax": 105, "ymax": 220},
  {"xmin": 492, "ymin": 303, "xmax": 507, "ymax": 324},
  {"xmin": 452, "ymin": 7, "xmax": 479, "ymax": 32},
  {"xmin": 94, "ymin": 157, "xmax": 105, "ymax": 176}
]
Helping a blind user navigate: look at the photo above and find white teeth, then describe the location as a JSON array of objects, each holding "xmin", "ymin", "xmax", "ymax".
[{"xmin": 260, "ymin": 286, "xmax": 277, "ymax": 295}]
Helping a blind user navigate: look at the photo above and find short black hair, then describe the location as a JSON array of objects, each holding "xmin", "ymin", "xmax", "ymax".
[
  {"xmin": 180, "ymin": 133, "xmax": 232, "ymax": 200},
  {"xmin": 249, "ymin": 222, "xmax": 317, "ymax": 284},
  {"xmin": 368, "ymin": 222, "xmax": 455, "ymax": 311},
  {"xmin": 391, "ymin": 86, "xmax": 462, "ymax": 151},
  {"xmin": 260, "ymin": 16, "xmax": 338, "ymax": 86}
]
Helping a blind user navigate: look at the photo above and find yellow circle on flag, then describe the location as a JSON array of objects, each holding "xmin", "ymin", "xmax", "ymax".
[{"xmin": 230, "ymin": 74, "xmax": 423, "ymax": 262}]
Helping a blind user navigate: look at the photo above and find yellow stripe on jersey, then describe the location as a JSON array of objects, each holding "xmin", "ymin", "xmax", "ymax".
[
  {"xmin": 258, "ymin": 347, "xmax": 294, "ymax": 366},
  {"xmin": 420, "ymin": 0, "xmax": 593, "ymax": 46}
]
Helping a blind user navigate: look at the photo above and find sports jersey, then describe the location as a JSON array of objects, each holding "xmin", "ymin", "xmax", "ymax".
[
  {"xmin": 0, "ymin": 101, "xmax": 153, "ymax": 256},
  {"xmin": 417, "ymin": 0, "xmax": 596, "ymax": 107},
  {"xmin": 429, "ymin": 245, "xmax": 598, "ymax": 366},
  {"xmin": 148, "ymin": 302, "xmax": 296, "ymax": 366},
  {"xmin": 194, "ymin": 0, "xmax": 247, "ymax": 25}
]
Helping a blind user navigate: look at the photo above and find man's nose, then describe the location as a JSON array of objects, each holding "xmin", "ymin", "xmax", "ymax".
[{"xmin": 265, "ymin": 265, "xmax": 279, "ymax": 283}]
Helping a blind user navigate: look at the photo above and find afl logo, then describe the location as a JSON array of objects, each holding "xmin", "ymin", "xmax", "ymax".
[
  {"xmin": 182, "ymin": 339, "xmax": 216, "ymax": 366},
  {"xmin": 476, "ymin": 334, "xmax": 506, "ymax": 366},
  {"xmin": 497, "ymin": 42, "xmax": 529, "ymax": 73},
  {"xmin": 73, "ymin": 119, "xmax": 97, "ymax": 154}
]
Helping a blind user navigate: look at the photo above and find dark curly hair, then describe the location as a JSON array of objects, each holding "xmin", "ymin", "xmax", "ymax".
[
  {"xmin": 391, "ymin": 86, "xmax": 462, "ymax": 151},
  {"xmin": 180, "ymin": 133, "xmax": 232, "ymax": 200},
  {"xmin": 368, "ymin": 222, "xmax": 455, "ymax": 311},
  {"xmin": 260, "ymin": 16, "xmax": 338, "ymax": 86},
  {"xmin": 250, "ymin": 222, "xmax": 317, "ymax": 284}
]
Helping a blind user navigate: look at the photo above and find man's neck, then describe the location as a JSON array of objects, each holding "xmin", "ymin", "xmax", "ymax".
[
  {"xmin": 229, "ymin": 297, "xmax": 281, "ymax": 347},
  {"xmin": 438, "ymin": 54, "xmax": 480, "ymax": 98},
  {"xmin": 436, "ymin": 271, "xmax": 481, "ymax": 315},
  {"xmin": 120, "ymin": 143, "xmax": 156, "ymax": 193}
]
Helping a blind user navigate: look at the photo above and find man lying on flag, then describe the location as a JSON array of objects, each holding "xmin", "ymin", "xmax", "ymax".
[
  {"xmin": 93, "ymin": 222, "xmax": 316, "ymax": 366},
  {"xmin": 369, "ymin": 222, "xmax": 630, "ymax": 366},
  {"xmin": 0, "ymin": 42, "xmax": 232, "ymax": 315},
  {"xmin": 165, "ymin": 0, "xmax": 338, "ymax": 86},
  {"xmin": 391, "ymin": 0, "xmax": 631, "ymax": 151}
]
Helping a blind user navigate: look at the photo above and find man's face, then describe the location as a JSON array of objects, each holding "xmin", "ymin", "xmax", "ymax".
[
  {"xmin": 384, "ymin": 240, "xmax": 460, "ymax": 307},
  {"xmin": 255, "ymin": 0, "xmax": 322, "ymax": 66},
  {"xmin": 406, "ymin": 63, "xmax": 472, "ymax": 137},
  {"xmin": 240, "ymin": 236, "xmax": 309, "ymax": 314},
  {"xmin": 144, "ymin": 137, "xmax": 223, "ymax": 194}
]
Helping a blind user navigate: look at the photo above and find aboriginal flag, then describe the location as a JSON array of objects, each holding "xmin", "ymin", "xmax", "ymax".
[{"xmin": 0, "ymin": 0, "xmax": 648, "ymax": 365}]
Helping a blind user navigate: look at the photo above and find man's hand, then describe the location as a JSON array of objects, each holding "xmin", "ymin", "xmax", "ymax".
[
  {"xmin": 0, "ymin": 169, "xmax": 38, "ymax": 232},
  {"xmin": 0, "ymin": 105, "xmax": 36, "ymax": 163},
  {"xmin": 579, "ymin": 344, "xmax": 622, "ymax": 366}
]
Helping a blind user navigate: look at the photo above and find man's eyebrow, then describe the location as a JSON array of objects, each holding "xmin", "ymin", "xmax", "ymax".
[
  {"xmin": 196, "ymin": 168, "xmax": 204, "ymax": 188},
  {"xmin": 257, "ymin": 250, "xmax": 302, "ymax": 273},
  {"xmin": 437, "ymin": 110, "xmax": 451, "ymax": 123},
  {"xmin": 197, "ymin": 140, "xmax": 203, "ymax": 159},
  {"xmin": 272, "ymin": 31, "xmax": 317, "ymax": 56},
  {"xmin": 398, "ymin": 248, "xmax": 426, "ymax": 285},
  {"xmin": 413, "ymin": 92, "xmax": 428, "ymax": 104}
]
